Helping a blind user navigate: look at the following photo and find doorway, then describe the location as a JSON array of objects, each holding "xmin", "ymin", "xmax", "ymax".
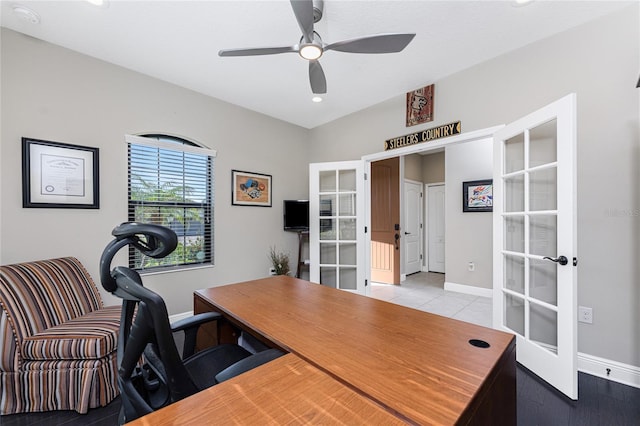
[
  {"xmin": 370, "ymin": 157, "xmax": 400, "ymax": 284},
  {"xmin": 403, "ymin": 180, "xmax": 423, "ymax": 276},
  {"xmin": 426, "ymin": 183, "xmax": 445, "ymax": 273}
]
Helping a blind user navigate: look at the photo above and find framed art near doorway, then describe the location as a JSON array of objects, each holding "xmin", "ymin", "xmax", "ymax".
[{"xmin": 462, "ymin": 179, "xmax": 493, "ymax": 212}]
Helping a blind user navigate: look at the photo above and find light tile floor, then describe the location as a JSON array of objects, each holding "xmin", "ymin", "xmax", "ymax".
[{"xmin": 369, "ymin": 271, "xmax": 493, "ymax": 328}]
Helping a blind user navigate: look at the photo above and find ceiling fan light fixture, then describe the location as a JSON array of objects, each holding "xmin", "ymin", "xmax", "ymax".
[{"xmin": 299, "ymin": 44, "xmax": 323, "ymax": 61}]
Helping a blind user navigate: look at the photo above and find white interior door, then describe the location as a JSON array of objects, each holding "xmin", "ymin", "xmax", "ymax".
[
  {"xmin": 403, "ymin": 180, "xmax": 422, "ymax": 276},
  {"xmin": 493, "ymin": 94, "xmax": 577, "ymax": 399},
  {"xmin": 427, "ymin": 184, "xmax": 445, "ymax": 273},
  {"xmin": 309, "ymin": 161, "xmax": 365, "ymax": 293}
]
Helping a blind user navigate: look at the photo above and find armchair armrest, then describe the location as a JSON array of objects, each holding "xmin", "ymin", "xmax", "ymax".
[{"xmin": 171, "ymin": 312, "xmax": 224, "ymax": 359}]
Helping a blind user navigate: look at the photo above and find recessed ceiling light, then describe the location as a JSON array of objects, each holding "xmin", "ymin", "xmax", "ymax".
[
  {"xmin": 12, "ymin": 5, "xmax": 40, "ymax": 24},
  {"xmin": 312, "ymin": 96, "xmax": 323, "ymax": 103},
  {"xmin": 513, "ymin": 0, "xmax": 535, "ymax": 6},
  {"xmin": 85, "ymin": 0, "xmax": 110, "ymax": 8}
]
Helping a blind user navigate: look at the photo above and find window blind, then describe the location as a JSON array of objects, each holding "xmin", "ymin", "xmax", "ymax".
[{"xmin": 126, "ymin": 134, "xmax": 215, "ymax": 271}]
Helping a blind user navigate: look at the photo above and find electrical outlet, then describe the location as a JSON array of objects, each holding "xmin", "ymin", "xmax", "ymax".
[
  {"xmin": 578, "ymin": 306, "xmax": 593, "ymax": 324},
  {"xmin": 468, "ymin": 262, "xmax": 475, "ymax": 272}
]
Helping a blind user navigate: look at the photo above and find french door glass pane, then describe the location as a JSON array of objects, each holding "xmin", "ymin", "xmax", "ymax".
[
  {"xmin": 319, "ymin": 171, "xmax": 336, "ymax": 192},
  {"xmin": 530, "ymin": 303, "xmax": 558, "ymax": 353},
  {"xmin": 339, "ymin": 218, "xmax": 356, "ymax": 240},
  {"xmin": 529, "ymin": 215, "xmax": 557, "ymax": 257},
  {"xmin": 320, "ymin": 219, "xmax": 336, "ymax": 240},
  {"xmin": 339, "ymin": 170, "xmax": 356, "ymax": 191},
  {"xmin": 530, "ymin": 259, "xmax": 558, "ymax": 306},
  {"xmin": 505, "ymin": 293, "xmax": 525, "ymax": 336},
  {"xmin": 504, "ymin": 216, "xmax": 525, "ymax": 253},
  {"xmin": 504, "ymin": 133, "xmax": 525, "ymax": 173},
  {"xmin": 320, "ymin": 267, "xmax": 336, "ymax": 288},
  {"xmin": 339, "ymin": 268, "xmax": 357, "ymax": 290},
  {"xmin": 320, "ymin": 243, "xmax": 336, "ymax": 264},
  {"xmin": 504, "ymin": 175, "xmax": 525, "ymax": 212},
  {"xmin": 339, "ymin": 243, "xmax": 357, "ymax": 265},
  {"xmin": 339, "ymin": 194, "xmax": 356, "ymax": 216},
  {"xmin": 529, "ymin": 167, "xmax": 557, "ymax": 211},
  {"xmin": 529, "ymin": 119, "xmax": 557, "ymax": 168},
  {"xmin": 320, "ymin": 195, "xmax": 336, "ymax": 216},
  {"xmin": 504, "ymin": 254, "xmax": 525, "ymax": 294}
]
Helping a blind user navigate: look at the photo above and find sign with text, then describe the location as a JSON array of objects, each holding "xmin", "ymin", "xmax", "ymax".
[{"xmin": 384, "ymin": 121, "xmax": 461, "ymax": 151}]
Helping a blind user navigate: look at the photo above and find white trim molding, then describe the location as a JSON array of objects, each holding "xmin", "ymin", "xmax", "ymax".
[
  {"xmin": 444, "ymin": 281, "xmax": 492, "ymax": 298},
  {"xmin": 578, "ymin": 352, "xmax": 640, "ymax": 389}
]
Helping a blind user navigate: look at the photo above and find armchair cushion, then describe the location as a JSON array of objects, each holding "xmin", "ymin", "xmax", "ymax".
[{"xmin": 22, "ymin": 305, "xmax": 120, "ymax": 361}]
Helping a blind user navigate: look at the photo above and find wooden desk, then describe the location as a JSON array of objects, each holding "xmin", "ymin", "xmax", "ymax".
[
  {"xmin": 126, "ymin": 353, "xmax": 405, "ymax": 425},
  {"xmin": 195, "ymin": 276, "xmax": 516, "ymax": 425}
]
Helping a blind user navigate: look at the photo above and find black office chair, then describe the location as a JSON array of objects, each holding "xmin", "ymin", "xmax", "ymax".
[{"xmin": 100, "ymin": 222, "xmax": 284, "ymax": 424}]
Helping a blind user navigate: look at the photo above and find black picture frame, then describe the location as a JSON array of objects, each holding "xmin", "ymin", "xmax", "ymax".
[
  {"xmin": 231, "ymin": 169, "xmax": 272, "ymax": 207},
  {"xmin": 462, "ymin": 179, "xmax": 493, "ymax": 212},
  {"xmin": 22, "ymin": 137, "xmax": 100, "ymax": 209}
]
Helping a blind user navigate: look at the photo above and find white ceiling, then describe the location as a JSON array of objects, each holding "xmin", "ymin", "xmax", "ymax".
[{"xmin": 1, "ymin": 0, "xmax": 632, "ymax": 129}]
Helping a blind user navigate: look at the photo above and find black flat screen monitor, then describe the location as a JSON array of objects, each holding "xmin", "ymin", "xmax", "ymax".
[{"xmin": 283, "ymin": 200, "xmax": 309, "ymax": 231}]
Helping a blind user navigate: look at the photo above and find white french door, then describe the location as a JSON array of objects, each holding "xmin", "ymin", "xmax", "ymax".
[
  {"xmin": 309, "ymin": 161, "xmax": 365, "ymax": 293},
  {"xmin": 493, "ymin": 94, "xmax": 577, "ymax": 399},
  {"xmin": 427, "ymin": 184, "xmax": 445, "ymax": 274},
  {"xmin": 403, "ymin": 180, "xmax": 422, "ymax": 276}
]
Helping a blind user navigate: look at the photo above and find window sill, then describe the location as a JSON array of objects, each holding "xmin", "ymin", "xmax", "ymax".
[{"xmin": 138, "ymin": 263, "xmax": 214, "ymax": 277}]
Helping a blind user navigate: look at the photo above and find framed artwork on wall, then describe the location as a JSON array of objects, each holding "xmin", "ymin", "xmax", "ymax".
[
  {"xmin": 22, "ymin": 137, "xmax": 99, "ymax": 209},
  {"xmin": 231, "ymin": 170, "xmax": 272, "ymax": 207},
  {"xmin": 462, "ymin": 179, "xmax": 493, "ymax": 212}
]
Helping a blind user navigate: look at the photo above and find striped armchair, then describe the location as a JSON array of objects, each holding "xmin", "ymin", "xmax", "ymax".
[{"xmin": 0, "ymin": 257, "xmax": 121, "ymax": 415}]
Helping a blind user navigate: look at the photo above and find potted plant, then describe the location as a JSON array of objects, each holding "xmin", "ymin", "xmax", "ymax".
[{"xmin": 268, "ymin": 246, "xmax": 290, "ymax": 276}]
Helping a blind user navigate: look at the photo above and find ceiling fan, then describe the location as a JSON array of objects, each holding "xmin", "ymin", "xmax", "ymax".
[{"xmin": 218, "ymin": 0, "xmax": 416, "ymax": 94}]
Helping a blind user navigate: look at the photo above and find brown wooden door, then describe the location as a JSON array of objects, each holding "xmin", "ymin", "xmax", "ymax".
[{"xmin": 371, "ymin": 157, "xmax": 400, "ymax": 284}]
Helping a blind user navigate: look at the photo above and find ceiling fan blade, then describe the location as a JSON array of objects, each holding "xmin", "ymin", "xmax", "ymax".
[
  {"xmin": 324, "ymin": 33, "xmax": 416, "ymax": 54},
  {"xmin": 309, "ymin": 61, "xmax": 326, "ymax": 94},
  {"xmin": 218, "ymin": 46, "xmax": 298, "ymax": 57},
  {"xmin": 290, "ymin": 0, "xmax": 314, "ymax": 43}
]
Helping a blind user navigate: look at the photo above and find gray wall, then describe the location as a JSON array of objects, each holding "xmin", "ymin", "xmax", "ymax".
[
  {"xmin": 422, "ymin": 152, "xmax": 445, "ymax": 184},
  {"xmin": 308, "ymin": 5, "xmax": 640, "ymax": 367},
  {"xmin": 0, "ymin": 29, "xmax": 309, "ymax": 314},
  {"xmin": 404, "ymin": 153, "xmax": 423, "ymax": 182},
  {"xmin": 1, "ymin": 3, "xmax": 638, "ymax": 368}
]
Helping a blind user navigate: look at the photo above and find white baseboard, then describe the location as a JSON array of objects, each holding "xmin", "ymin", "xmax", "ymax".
[
  {"xmin": 169, "ymin": 311, "xmax": 193, "ymax": 323},
  {"xmin": 400, "ymin": 273, "xmax": 407, "ymax": 282},
  {"xmin": 444, "ymin": 281, "xmax": 492, "ymax": 298},
  {"xmin": 578, "ymin": 352, "xmax": 640, "ymax": 389}
]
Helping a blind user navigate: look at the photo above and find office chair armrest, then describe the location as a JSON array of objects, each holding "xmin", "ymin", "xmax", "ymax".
[
  {"xmin": 214, "ymin": 348, "xmax": 285, "ymax": 383},
  {"xmin": 171, "ymin": 312, "xmax": 224, "ymax": 359},
  {"xmin": 171, "ymin": 312, "xmax": 223, "ymax": 332}
]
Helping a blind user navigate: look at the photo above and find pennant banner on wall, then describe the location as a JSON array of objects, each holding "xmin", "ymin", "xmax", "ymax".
[{"xmin": 384, "ymin": 121, "xmax": 461, "ymax": 151}]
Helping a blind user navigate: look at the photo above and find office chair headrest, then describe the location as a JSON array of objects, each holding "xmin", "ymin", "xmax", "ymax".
[
  {"xmin": 112, "ymin": 222, "xmax": 178, "ymax": 259},
  {"xmin": 100, "ymin": 222, "xmax": 178, "ymax": 292}
]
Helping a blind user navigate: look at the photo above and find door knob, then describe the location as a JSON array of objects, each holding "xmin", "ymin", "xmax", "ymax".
[
  {"xmin": 404, "ymin": 232, "xmax": 411, "ymax": 235},
  {"xmin": 543, "ymin": 255, "xmax": 568, "ymax": 266},
  {"xmin": 394, "ymin": 233, "xmax": 400, "ymax": 250}
]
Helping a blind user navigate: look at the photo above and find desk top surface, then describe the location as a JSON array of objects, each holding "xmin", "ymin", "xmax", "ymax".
[
  {"xmin": 196, "ymin": 276, "xmax": 515, "ymax": 425},
  {"xmin": 126, "ymin": 353, "xmax": 405, "ymax": 426}
]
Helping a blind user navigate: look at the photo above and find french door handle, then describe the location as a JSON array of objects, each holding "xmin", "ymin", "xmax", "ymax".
[{"xmin": 543, "ymin": 255, "xmax": 568, "ymax": 266}]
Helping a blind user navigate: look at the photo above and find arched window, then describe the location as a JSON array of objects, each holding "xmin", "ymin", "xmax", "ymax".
[{"xmin": 126, "ymin": 134, "xmax": 215, "ymax": 270}]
